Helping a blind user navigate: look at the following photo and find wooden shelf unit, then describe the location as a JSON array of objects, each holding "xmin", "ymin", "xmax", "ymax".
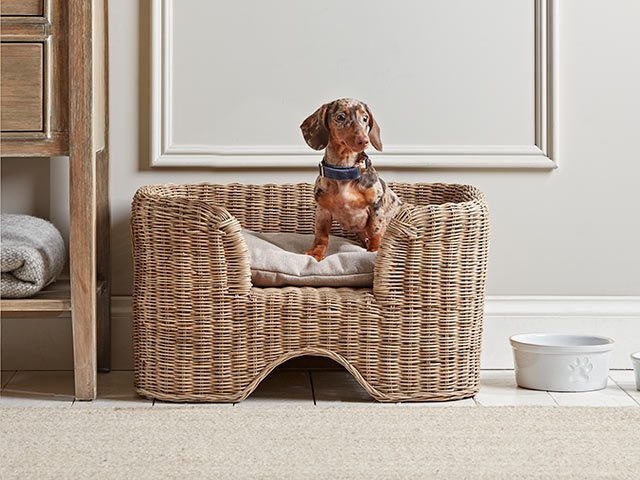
[
  {"xmin": 0, "ymin": 279, "xmax": 107, "ymax": 314},
  {"xmin": 1, "ymin": 279, "xmax": 72, "ymax": 313},
  {"xmin": 0, "ymin": 0, "xmax": 110, "ymax": 401}
]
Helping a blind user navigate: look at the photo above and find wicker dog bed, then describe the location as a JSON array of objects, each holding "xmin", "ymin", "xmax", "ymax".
[{"xmin": 131, "ymin": 183, "xmax": 490, "ymax": 402}]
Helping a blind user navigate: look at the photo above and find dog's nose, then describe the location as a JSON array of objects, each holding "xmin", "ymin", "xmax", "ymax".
[{"xmin": 355, "ymin": 135, "xmax": 369, "ymax": 148}]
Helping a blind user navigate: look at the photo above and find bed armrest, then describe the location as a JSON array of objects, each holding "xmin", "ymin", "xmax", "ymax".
[
  {"xmin": 131, "ymin": 190, "xmax": 252, "ymax": 300},
  {"xmin": 373, "ymin": 199, "xmax": 490, "ymax": 311}
]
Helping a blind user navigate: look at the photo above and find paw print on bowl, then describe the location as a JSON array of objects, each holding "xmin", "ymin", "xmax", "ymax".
[{"xmin": 568, "ymin": 357, "xmax": 593, "ymax": 383}]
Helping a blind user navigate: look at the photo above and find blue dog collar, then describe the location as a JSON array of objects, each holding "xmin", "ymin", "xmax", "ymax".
[{"xmin": 319, "ymin": 155, "xmax": 370, "ymax": 181}]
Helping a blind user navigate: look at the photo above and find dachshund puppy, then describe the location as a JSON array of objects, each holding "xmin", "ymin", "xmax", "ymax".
[{"xmin": 300, "ymin": 98, "xmax": 402, "ymax": 261}]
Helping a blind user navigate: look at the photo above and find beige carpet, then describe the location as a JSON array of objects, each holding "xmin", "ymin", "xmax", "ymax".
[{"xmin": 1, "ymin": 406, "xmax": 639, "ymax": 479}]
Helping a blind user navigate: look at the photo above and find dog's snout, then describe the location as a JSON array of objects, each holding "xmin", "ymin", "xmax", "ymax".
[{"xmin": 355, "ymin": 135, "xmax": 369, "ymax": 148}]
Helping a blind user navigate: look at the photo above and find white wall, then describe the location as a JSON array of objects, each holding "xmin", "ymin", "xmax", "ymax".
[
  {"xmin": 2, "ymin": 0, "xmax": 640, "ymax": 370},
  {"xmin": 1, "ymin": 158, "xmax": 50, "ymax": 219}
]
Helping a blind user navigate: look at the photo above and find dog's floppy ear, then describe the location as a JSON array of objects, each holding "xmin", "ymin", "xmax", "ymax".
[
  {"xmin": 300, "ymin": 103, "xmax": 330, "ymax": 150},
  {"xmin": 364, "ymin": 103, "xmax": 382, "ymax": 151}
]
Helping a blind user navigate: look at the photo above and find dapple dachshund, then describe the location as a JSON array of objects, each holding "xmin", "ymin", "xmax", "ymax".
[{"xmin": 300, "ymin": 98, "xmax": 402, "ymax": 261}]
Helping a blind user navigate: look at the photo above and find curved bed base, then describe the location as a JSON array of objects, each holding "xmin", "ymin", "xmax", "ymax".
[{"xmin": 137, "ymin": 348, "xmax": 479, "ymax": 403}]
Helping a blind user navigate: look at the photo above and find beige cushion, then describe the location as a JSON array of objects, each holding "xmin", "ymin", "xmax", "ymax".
[{"xmin": 242, "ymin": 229, "xmax": 376, "ymax": 287}]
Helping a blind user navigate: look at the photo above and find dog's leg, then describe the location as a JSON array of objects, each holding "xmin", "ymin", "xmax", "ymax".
[
  {"xmin": 366, "ymin": 234, "xmax": 383, "ymax": 252},
  {"xmin": 306, "ymin": 207, "xmax": 332, "ymax": 261},
  {"xmin": 365, "ymin": 216, "xmax": 385, "ymax": 252}
]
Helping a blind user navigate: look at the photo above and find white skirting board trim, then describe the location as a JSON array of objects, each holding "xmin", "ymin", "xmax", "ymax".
[
  {"xmin": 111, "ymin": 295, "xmax": 640, "ymax": 370},
  {"xmin": 482, "ymin": 296, "xmax": 640, "ymax": 369}
]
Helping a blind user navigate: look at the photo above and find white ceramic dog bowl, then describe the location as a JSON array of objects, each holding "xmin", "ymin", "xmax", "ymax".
[
  {"xmin": 510, "ymin": 333, "xmax": 614, "ymax": 392},
  {"xmin": 631, "ymin": 352, "xmax": 640, "ymax": 391}
]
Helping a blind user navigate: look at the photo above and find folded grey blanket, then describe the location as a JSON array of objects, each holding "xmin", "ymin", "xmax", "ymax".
[{"xmin": 1, "ymin": 214, "xmax": 65, "ymax": 298}]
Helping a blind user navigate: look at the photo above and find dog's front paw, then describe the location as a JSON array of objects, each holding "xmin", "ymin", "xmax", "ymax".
[
  {"xmin": 366, "ymin": 235, "xmax": 382, "ymax": 252},
  {"xmin": 305, "ymin": 245, "xmax": 326, "ymax": 262}
]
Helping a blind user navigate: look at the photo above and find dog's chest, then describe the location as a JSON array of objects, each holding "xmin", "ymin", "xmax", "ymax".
[{"xmin": 316, "ymin": 180, "xmax": 372, "ymax": 230}]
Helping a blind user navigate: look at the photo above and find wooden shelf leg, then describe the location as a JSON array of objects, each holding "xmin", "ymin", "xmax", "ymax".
[
  {"xmin": 69, "ymin": 146, "xmax": 98, "ymax": 400},
  {"xmin": 69, "ymin": 0, "xmax": 98, "ymax": 401},
  {"xmin": 96, "ymin": 0, "xmax": 111, "ymax": 373},
  {"xmin": 97, "ymin": 147, "xmax": 111, "ymax": 372}
]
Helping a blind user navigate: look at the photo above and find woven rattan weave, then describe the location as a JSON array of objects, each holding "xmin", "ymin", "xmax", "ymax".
[{"xmin": 131, "ymin": 183, "xmax": 489, "ymax": 402}]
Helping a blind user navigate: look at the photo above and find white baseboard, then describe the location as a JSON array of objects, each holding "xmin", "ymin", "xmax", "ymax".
[
  {"xmin": 3, "ymin": 296, "xmax": 639, "ymax": 370},
  {"xmin": 482, "ymin": 296, "xmax": 640, "ymax": 369}
]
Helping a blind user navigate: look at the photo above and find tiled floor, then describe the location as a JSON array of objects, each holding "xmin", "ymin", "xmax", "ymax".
[{"xmin": 1, "ymin": 369, "xmax": 638, "ymax": 407}]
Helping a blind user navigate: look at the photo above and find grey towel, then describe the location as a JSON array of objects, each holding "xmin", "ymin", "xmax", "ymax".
[{"xmin": 1, "ymin": 214, "xmax": 65, "ymax": 298}]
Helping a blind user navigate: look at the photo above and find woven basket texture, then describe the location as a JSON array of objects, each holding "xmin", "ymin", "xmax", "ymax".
[{"xmin": 131, "ymin": 182, "xmax": 490, "ymax": 402}]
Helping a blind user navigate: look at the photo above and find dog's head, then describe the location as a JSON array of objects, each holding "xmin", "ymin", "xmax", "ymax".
[{"xmin": 300, "ymin": 98, "xmax": 382, "ymax": 153}]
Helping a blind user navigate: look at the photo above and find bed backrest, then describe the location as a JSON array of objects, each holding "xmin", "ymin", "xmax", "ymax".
[{"xmin": 144, "ymin": 182, "xmax": 483, "ymax": 235}]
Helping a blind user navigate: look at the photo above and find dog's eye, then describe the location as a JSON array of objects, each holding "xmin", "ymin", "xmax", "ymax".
[
  {"xmin": 336, "ymin": 113, "xmax": 346, "ymax": 122},
  {"xmin": 362, "ymin": 116, "xmax": 369, "ymax": 123}
]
